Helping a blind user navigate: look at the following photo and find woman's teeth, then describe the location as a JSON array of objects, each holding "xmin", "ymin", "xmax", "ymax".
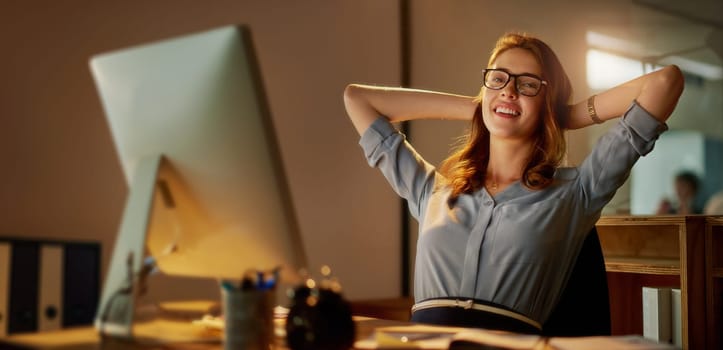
[{"xmin": 495, "ymin": 107, "xmax": 520, "ymax": 116}]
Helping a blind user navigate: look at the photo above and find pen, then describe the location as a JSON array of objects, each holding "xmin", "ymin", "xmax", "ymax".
[
  {"xmin": 221, "ymin": 280, "xmax": 237, "ymax": 291},
  {"xmin": 240, "ymin": 269, "xmax": 256, "ymax": 290},
  {"xmin": 255, "ymin": 267, "xmax": 280, "ymax": 290},
  {"xmin": 241, "ymin": 277, "xmax": 254, "ymax": 290},
  {"xmin": 256, "ymin": 271, "xmax": 265, "ymax": 290}
]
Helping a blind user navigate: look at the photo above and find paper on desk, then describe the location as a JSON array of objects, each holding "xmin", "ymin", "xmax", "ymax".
[
  {"xmin": 356, "ymin": 324, "xmax": 679, "ymax": 350},
  {"xmin": 133, "ymin": 319, "xmax": 222, "ymax": 344},
  {"xmin": 354, "ymin": 324, "xmax": 456, "ymax": 349},
  {"xmin": 353, "ymin": 324, "xmax": 543, "ymax": 349},
  {"xmin": 548, "ymin": 335, "xmax": 679, "ymax": 350},
  {"xmin": 449, "ymin": 329, "xmax": 542, "ymax": 349}
]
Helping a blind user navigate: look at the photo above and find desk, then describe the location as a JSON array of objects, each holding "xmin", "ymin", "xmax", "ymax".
[
  {"xmin": 1, "ymin": 316, "xmax": 678, "ymax": 350},
  {"xmin": 0, "ymin": 316, "xmax": 401, "ymax": 350},
  {"xmin": 597, "ymin": 215, "xmax": 722, "ymax": 349}
]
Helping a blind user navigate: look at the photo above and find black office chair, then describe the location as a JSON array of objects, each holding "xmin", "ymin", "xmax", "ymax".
[{"xmin": 542, "ymin": 227, "xmax": 611, "ymax": 337}]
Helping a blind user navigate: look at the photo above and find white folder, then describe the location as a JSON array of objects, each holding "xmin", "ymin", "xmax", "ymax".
[
  {"xmin": 38, "ymin": 244, "xmax": 64, "ymax": 331},
  {"xmin": 671, "ymin": 288, "xmax": 682, "ymax": 347},
  {"xmin": 0, "ymin": 242, "xmax": 10, "ymax": 336},
  {"xmin": 642, "ymin": 286, "xmax": 672, "ymax": 344}
]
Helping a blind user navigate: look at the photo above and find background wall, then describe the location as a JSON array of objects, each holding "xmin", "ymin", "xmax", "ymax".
[
  {"xmin": 404, "ymin": 0, "xmax": 721, "ymax": 283},
  {"xmin": 1, "ymin": 0, "xmax": 720, "ymax": 303},
  {"xmin": 0, "ymin": 1, "xmax": 402, "ymax": 301}
]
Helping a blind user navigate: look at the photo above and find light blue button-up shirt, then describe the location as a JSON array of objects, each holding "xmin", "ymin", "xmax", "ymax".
[{"xmin": 359, "ymin": 101, "xmax": 667, "ymax": 324}]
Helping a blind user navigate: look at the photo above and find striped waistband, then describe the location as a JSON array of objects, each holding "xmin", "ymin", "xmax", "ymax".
[{"xmin": 411, "ymin": 299, "xmax": 541, "ymax": 331}]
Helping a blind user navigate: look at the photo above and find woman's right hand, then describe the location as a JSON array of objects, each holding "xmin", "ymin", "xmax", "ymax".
[{"xmin": 343, "ymin": 84, "xmax": 478, "ymax": 135}]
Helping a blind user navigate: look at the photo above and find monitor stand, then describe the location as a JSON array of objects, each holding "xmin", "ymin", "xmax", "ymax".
[{"xmin": 94, "ymin": 155, "xmax": 164, "ymax": 338}]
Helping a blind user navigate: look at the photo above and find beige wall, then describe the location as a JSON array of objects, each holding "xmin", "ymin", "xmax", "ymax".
[
  {"xmin": 2, "ymin": 0, "xmax": 719, "ymax": 304},
  {"xmin": 404, "ymin": 0, "xmax": 719, "ymax": 172},
  {"xmin": 406, "ymin": 0, "xmax": 651, "ymax": 168},
  {"xmin": 401, "ymin": 0, "xmax": 723, "ymax": 282},
  {"xmin": 0, "ymin": 1, "xmax": 402, "ymax": 300}
]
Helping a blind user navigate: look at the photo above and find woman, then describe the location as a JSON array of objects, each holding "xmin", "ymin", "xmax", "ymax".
[{"xmin": 343, "ymin": 33, "xmax": 683, "ymax": 334}]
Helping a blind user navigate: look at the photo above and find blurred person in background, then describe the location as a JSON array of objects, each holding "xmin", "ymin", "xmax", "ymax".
[{"xmin": 656, "ymin": 171, "xmax": 701, "ymax": 214}]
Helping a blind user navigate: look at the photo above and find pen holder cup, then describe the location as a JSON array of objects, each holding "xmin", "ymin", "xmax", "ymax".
[{"xmin": 222, "ymin": 287, "xmax": 274, "ymax": 350}]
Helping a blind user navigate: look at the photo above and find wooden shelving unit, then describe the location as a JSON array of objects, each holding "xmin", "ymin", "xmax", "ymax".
[
  {"xmin": 604, "ymin": 256, "xmax": 680, "ymax": 275},
  {"xmin": 596, "ymin": 215, "xmax": 721, "ymax": 350},
  {"xmin": 705, "ymin": 216, "xmax": 723, "ymax": 350}
]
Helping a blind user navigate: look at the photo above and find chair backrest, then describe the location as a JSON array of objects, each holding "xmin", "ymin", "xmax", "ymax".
[{"xmin": 542, "ymin": 227, "xmax": 611, "ymax": 336}]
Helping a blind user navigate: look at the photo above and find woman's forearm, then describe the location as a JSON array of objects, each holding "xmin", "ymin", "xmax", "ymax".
[
  {"xmin": 567, "ymin": 65, "xmax": 684, "ymax": 129},
  {"xmin": 343, "ymin": 84, "xmax": 478, "ymax": 135}
]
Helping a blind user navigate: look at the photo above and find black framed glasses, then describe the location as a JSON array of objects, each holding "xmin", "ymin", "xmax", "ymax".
[{"xmin": 482, "ymin": 69, "xmax": 548, "ymax": 97}]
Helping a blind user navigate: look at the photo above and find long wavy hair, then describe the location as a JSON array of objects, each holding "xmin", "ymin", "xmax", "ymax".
[{"xmin": 439, "ymin": 33, "xmax": 572, "ymax": 204}]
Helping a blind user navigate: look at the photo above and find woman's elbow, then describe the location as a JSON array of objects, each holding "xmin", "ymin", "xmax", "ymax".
[
  {"xmin": 343, "ymin": 83, "xmax": 363, "ymax": 105},
  {"xmin": 642, "ymin": 65, "xmax": 684, "ymax": 122},
  {"xmin": 658, "ymin": 65, "xmax": 685, "ymax": 97},
  {"xmin": 343, "ymin": 84, "xmax": 378, "ymax": 134}
]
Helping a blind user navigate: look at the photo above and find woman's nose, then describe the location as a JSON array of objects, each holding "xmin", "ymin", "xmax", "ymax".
[{"xmin": 501, "ymin": 77, "xmax": 518, "ymax": 99}]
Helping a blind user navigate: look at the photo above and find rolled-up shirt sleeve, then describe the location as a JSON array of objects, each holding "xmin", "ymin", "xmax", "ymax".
[
  {"xmin": 578, "ymin": 101, "xmax": 668, "ymax": 215},
  {"xmin": 359, "ymin": 117, "xmax": 437, "ymax": 219}
]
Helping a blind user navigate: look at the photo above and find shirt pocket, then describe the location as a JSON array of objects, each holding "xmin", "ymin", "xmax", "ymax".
[{"xmin": 490, "ymin": 197, "xmax": 564, "ymax": 265}]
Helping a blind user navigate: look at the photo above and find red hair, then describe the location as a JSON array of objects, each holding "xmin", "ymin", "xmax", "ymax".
[{"xmin": 439, "ymin": 33, "xmax": 572, "ymax": 203}]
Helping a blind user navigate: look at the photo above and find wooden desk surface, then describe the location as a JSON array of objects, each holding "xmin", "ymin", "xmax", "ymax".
[
  {"xmin": 0, "ymin": 316, "xmax": 405, "ymax": 350},
  {"xmin": 1, "ymin": 317, "xmax": 681, "ymax": 350},
  {"xmin": 2, "ymin": 288, "xmax": 691, "ymax": 350}
]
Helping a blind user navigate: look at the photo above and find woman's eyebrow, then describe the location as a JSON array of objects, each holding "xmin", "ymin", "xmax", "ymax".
[{"xmin": 491, "ymin": 67, "xmax": 543, "ymax": 78}]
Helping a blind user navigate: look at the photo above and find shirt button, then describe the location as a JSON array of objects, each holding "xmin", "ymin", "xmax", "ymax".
[{"xmin": 484, "ymin": 200, "xmax": 493, "ymax": 206}]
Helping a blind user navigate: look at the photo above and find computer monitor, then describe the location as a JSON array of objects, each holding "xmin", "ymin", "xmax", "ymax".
[{"xmin": 89, "ymin": 25, "xmax": 307, "ymax": 337}]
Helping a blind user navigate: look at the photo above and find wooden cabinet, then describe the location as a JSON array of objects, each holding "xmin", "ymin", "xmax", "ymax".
[
  {"xmin": 706, "ymin": 216, "xmax": 723, "ymax": 350},
  {"xmin": 596, "ymin": 215, "xmax": 721, "ymax": 350}
]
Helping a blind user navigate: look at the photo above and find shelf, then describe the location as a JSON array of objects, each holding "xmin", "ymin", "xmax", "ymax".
[
  {"xmin": 596, "ymin": 215, "xmax": 716, "ymax": 349},
  {"xmin": 597, "ymin": 215, "xmax": 687, "ymax": 226},
  {"xmin": 604, "ymin": 256, "xmax": 680, "ymax": 275}
]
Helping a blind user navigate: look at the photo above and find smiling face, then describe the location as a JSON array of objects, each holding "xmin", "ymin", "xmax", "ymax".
[{"xmin": 481, "ymin": 48, "xmax": 545, "ymax": 142}]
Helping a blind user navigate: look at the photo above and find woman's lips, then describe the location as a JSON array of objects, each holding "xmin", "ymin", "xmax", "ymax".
[{"xmin": 493, "ymin": 103, "xmax": 521, "ymax": 118}]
